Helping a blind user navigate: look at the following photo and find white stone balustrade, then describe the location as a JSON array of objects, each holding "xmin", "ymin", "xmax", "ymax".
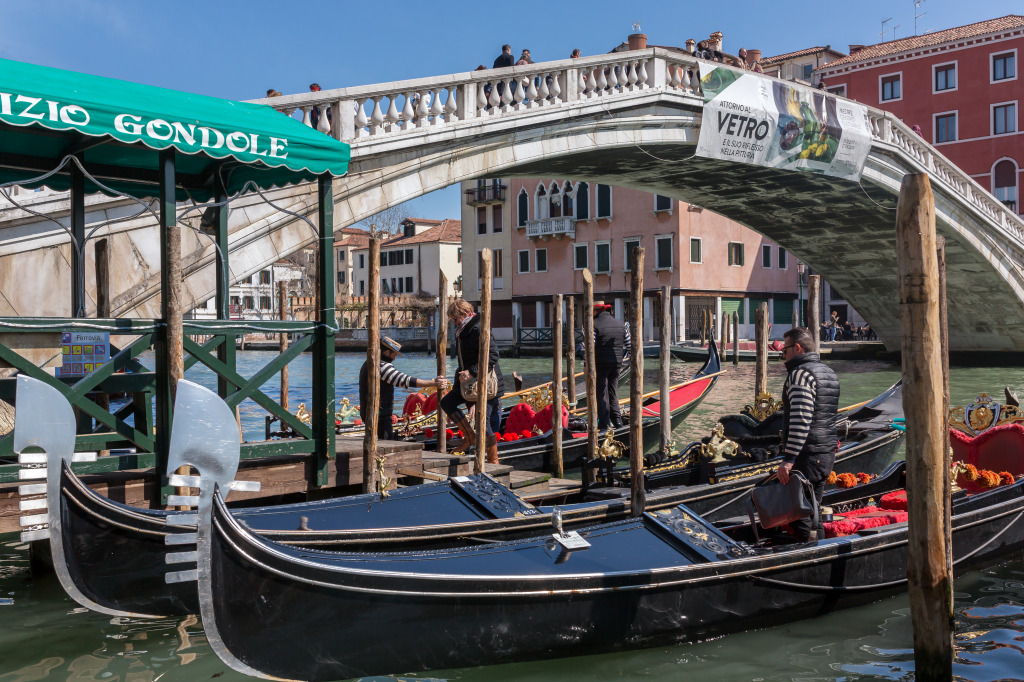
[{"xmin": 525, "ymin": 216, "xmax": 575, "ymax": 240}]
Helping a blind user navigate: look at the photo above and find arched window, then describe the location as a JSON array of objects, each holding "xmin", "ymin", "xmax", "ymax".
[
  {"xmin": 575, "ymin": 182, "xmax": 590, "ymax": 221},
  {"xmin": 562, "ymin": 182, "xmax": 574, "ymax": 217},
  {"xmin": 535, "ymin": 183, "xmax": 548, "ymax": 220},
  {"xmin": 517, "ymin": 189, "xmax": 529, "ymax": 226},
  {"xmin": 596, "ymin": 184, "xmax": 612, "ymax": 219},
  {"xmin": 994, "ymin": 159, "xmax": 1018, "ymax": 213},
  {"xmin": 549, "ymin": 182, "xmax": 562, "ymax": 218}
]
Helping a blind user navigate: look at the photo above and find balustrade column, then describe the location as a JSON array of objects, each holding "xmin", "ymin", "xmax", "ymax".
[{"xmin": 338, "ymin": 100, "xmax": 356, "ymax": 141}]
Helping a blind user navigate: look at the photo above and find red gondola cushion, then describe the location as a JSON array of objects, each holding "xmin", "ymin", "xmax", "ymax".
[
  {"xmin": 423, "ymin": 392, "xmax": 438, "ymax": 415},
  {"xmin": 533, "ymin": 404, "xmax": 569, "ymax": 434},
  {"xmin": 504, "ymin": 403, "xmax": 537, "ymax": 436},
  {"xmin": 949, "ymin": 422, "xmax": 1024, "ymax": 475},
  {"xmin": 824, "ymin": 506, "xmax": 909, "ymax": 537},
  {"xmin": 879, "ymin": 490, "xmax": 907, "ymax": 511},
  {"xmin": 402, "ymin": 393, "xmax": 427, "ymax": 417}
]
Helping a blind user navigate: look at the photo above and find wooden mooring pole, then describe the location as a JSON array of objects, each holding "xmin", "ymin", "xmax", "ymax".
[
  {"xmin": 363, "ymin": 237, "xmax": 381, "ymax": 494},
  {"xmin": 755, "ymin": 302, "xmax": 768, "ymax": 398},
  {"xmin": 566, "ymin": 296, "xmax": 576, "ymax": 406},
  {"xmin": 732, "ymin": 311, "xmax": 739, "ymax": 366},
  {"xmin": 808, "ymin": 274, "xmax": 821, "ymax": 352},
  {"xmin": 95, "ymin": 238, "xmax": 111, "ymax": 458},
  {"xmin": 659, "ymin": 286, "xmax": 671, "ymax": 456},
  {"xmin": 475, "ymin": 249, "xmax": 493, "ymax": 474},
  {"xmin": 896, "ymin": 173, "xmax": 952, "ymax": 678},
  {"xmin": 629, "ymin": 248, "xmax": 645, "ymax": 517},
  {"xmin": 936, "ymin": 236, "xmax": 953, "ymax": 593},
  {"xmin": 279, "ymin": 281, "xmax": 289, "ymax": 411},
  {"xmin": 582, "ymin": 270, "xmax": 598, "ymax": 485},
  {"xmin": 552, "ymin": 293, "xmax": 564, "ymax": 477},
  {"xmin": 436, "ymin": 273, "xmax": 448, "ymax": 454}
]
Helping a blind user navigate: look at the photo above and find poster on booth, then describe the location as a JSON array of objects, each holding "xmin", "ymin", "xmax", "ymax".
[
  {"xmin": 59, "ymin": 332, "xmax": 110, "ymax": 378},
  {"xmin": 695, "ymin": 64, "xmax": 872, "ymax": 181}
]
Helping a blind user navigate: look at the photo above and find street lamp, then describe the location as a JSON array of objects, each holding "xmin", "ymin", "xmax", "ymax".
[{"xmin": 796, "ymin": 262, "xmax": 806, "ymax": 327}]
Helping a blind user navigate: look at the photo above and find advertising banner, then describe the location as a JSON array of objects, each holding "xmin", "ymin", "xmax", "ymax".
[{"xmin": 695, "ymin": 64, "xmax": 872, "ymax": 181}]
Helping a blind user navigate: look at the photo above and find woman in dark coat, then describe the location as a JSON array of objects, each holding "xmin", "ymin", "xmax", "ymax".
[{"xmin": 440, "ymin": 298, "xmax": 504, "ymax": 463}]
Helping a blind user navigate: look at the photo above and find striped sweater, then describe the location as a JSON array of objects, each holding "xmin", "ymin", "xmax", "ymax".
[
  {"xmin": 782, "ymin": 366, "xmax": 817, "ymax": 462},
  {"xmin": 380, "ymin": 361, "xmax": 415, "ymax": 388}
]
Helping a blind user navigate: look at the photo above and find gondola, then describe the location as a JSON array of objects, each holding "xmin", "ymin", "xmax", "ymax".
[
  {"xmin": 13, "ymin": 368, "xmax": 900, "ymax": 620},
  {"xmin": 195, "ymin": 454, "xmax": 1024, "ymax": 680}
]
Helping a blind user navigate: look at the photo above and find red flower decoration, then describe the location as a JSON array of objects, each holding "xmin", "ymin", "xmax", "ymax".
[
  {"xmin": 506, "ymin": 433, "xmax": 519, "ymax": 441},
  {"xmin": 445, "ymin": 429, "xmax": 455, "ymax": 439},
  {"xmin": 391, "ymin": 415, "xmax": 399, "ymax": 423},
  {"xmin": 836, "ymin": 473, "xmax": 858, "ymax": 488},
  {"xmin": 521, "ymin": 430, "xmax": 533, "ymax": 438},
  {"xmin": 335, "ymin": 420, "xmax": 341, "ymax": 426},
  {"xmin": 1000, "ymin": 471, "xmax": 1016, "ymax": 486},
  {"xmin": 353, "ymin": 419, "xmax": 363, "ymax": 426},
  {"xmin": 424, "ymin": 428, "xmax": 435, "ymax": 439},
  {"xmin": 495, "ymin": 433, "xmax": 504, "ymax": 442},
  {"xmin": 457, "ymin": 430, "xmax": 464, "ymax": 438},
  {"xmin": 856, "ymin": 472, "xmax": 872, "ymax": 485},
  {"xmin": 826, "ymin": 471, "xmax": 838, "ymax": 485}
]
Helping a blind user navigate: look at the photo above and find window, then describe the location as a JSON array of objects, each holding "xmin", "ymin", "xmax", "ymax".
[
  {"xmin": 575, "ymin": 183, "xmax": 589, "ymax": 220},
  {"xmin": 492, "ymin": 205, "xmax": 503, "ymax": 233},
  {"xmin": 403, "ymin": 222, "xmax": 414, "ymax": 238},
  {"xmin": 596, "ymin": 184, "xmax": 612, "ymax": 219},
  {"xmin": 623, "ymin": 238, "xmax": 641, "ymax": 271},
  {"xmin": 243, "ymin": 295, "xmax": 255, "ymax": 309},
  {"xmin": 517, "ymin": 189, "xmax": 529, "ymax": 226},
  {"xmin": 405, "ymin": 276, "xmax": 414, "ymax": 293},
  {"xmin": 535, "ymin": 184, "xmax": 548, "ymax": 220},
  {"xmin": 457, "ymin": 247, "xmax": 462, "ymax": 263},
  {"xmin": 934, "ymin": 63, "xmax": 956, "ymax": 92},
  {"xmin": 935, "ymin": 112, "xmax": 957, "ymax": 143},
  {"xmin": 778, "ymin": 247, "xmax": 788, "ymax": 269},
  {"xmin": 259, "ymin": 270, "xmax": 271, "ymax": 284},
  {"xmin": 549, "ymin": 182, "xmax": 562, "ymax": 218},
  {"xmin": 477, "ymin": 207, "xmax": 486, "ymax": 235},
  {"xmin": 801, "ymin": 64, "xmax": 813, "ymax": 80},
  {"xmin": 259, "ymin": 295, "xmax": 271, "ymax": 310},
  {"xmin": 880, "ymin": 74, "xmax": 901, "ymax": 102},
  {"xmin": 728, "ymin": 242, "xmax": 744, "ymax": 266},
  {"xmin": 518, "ymin": 249, "xmax": 530, "ymax": 273},
  {"xmin": 595, "ymin": 242, "xmax": 611, "ymax": 273},
  {"xmin": 574, "ymin": 243, "xmax": 588, "ymax": 270},
  {"xmin": 993, "ymin": 103, "xmax": 1017, "ymax": 135},
  {"xmin": 359, "ymin": 280, "xmax": 365, "ymax": 296},
  {"xmin": 338, "ymin": 271, "xmax": 346, "ymax": 284},
  {"xmin": 653, "ymin": 235, "xmax": 672, "ymax": 269},
  {"xmin": 563, "ymin": 182, "xmax": 574, "ymax": 217},
  {"xmin": 229, "ymin": 295, "xmax": 240, "ymax": 306},
  {"xmin": 826, "ymin": 85, "xmax": 846, "ymax": 98},
  {"xmin": 536, "ymin": 249, "xmax": 547, "ymax": 272},
  {"xmin": 492, "ymin": 250, "xmax": 503, "ymax": 277},
  {"xmin": 358, "ymin": 254, "xmax": 365, "ymax": 269},
  {"xmin": 654, "ymin": 194, "xmax": 672, "ymax": 212},
  {"xmin": 761, "ymin": 244, "xmax": 772, "ymax": 268},
  {"xmin": 392, "ymin": 277, "xmax": 399, "ymax": 293},
  {"xmin": 690, "ymin": 237, "xmax": 702, "ymax": 264},
  {"xmin": 993, "ymin": 51, "xmax": 1016, "ymax": 82},
  {"xmin": 994, "ymin": 159, "xmax": 1018, "ymax": 213},
  {"xmin": 380, "ymin": 252, "xmax": 386, "ymax": 267},
  {"xmin": 338, "ymin": 250, "xmax": 345, "ymax": 262}
]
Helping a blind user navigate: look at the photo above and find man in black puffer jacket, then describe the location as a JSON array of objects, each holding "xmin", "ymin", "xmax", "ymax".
[
  {"xmin": 776, "ymin": 327, "xmax": 840, "ymax": 541},
  {"xmin": 592, "ymin": 301, "xmax": 630, "ymax": 430}
]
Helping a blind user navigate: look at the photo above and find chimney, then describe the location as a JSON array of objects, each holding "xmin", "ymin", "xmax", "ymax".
[
  {"xmin": 849, "ymin": 44, "xmax": 865, "ymax": 55},
  {"xmin": 628, "ymin": 32, "xmax": 648, "ymax": 50},
  {"xmin": 747, "ymin": 48, "xmax": 761, "ymax": 66}
]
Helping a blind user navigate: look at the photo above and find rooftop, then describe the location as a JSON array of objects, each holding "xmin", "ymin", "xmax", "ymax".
[
  {"xmin": 820, "ymin": 14, "xmax": 1024, "ymax": 69},
  {"xmin": 385, "ymin": 218, "xmax": 462, "ymax": 246},
  {"xmin": 760, "ymin": 46, "xmax": 846, "ymax": 66}
]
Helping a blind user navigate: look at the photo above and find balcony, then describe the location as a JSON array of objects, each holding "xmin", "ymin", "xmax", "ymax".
[
  {"xmin": 525, "ymin": 216, "xmax": 575, "ymax": 240},
  {"xmin": 464, "ymin": 184, "xmax": 507, "ymax": 205}
]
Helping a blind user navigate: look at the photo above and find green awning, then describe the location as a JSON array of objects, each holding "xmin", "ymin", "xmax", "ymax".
[{"xmin": 0, "ymin": 57, "xmax": 349, "ymax": 201}]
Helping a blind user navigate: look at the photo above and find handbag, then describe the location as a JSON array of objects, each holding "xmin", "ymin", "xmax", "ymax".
[
  {"xmin": 457, "ymin": 341, "xmax": 498, "ymax": 401},
  {"xmin": 746, "ymin": 470, "xmax": 818, "ymax": 542}
]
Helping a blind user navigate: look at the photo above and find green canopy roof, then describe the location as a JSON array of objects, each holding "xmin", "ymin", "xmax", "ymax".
[{"xmin": 0, "ymin": 57, "xmax": 350, "ymax": 201}]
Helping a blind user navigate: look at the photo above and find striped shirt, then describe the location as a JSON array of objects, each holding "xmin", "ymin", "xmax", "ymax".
[
  {"xmin": 381, "ymin": 361, "xmax": 415, "ymax": 389},
  {"xmin": 783, "ymin": 366, "xmax": 817, "ymax": 461}
]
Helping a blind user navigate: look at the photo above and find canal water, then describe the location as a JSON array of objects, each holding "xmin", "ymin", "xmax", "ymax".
[{"xmin": 2, "ymin": 353, "xmax": 1024, "ymax": 681}]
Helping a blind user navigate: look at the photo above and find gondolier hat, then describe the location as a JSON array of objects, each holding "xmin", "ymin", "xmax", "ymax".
[
  {"xmin": 381, "ymin": 336, "xmax": 402, "ymax": 355},
  {"xmin": 593, "ymin": 300, "xmax": 612, "ymax": 311}
]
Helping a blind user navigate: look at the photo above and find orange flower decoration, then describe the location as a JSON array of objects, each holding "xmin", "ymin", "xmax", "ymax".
[
  {"xmin": 836, "ymin": 473, "xmax": 858, "ymax": 488},
  {"xmin": 963, "ymin": 464, "xmax": 979, "ymax": 481},
  {"xmin": 1000, "ymin": 471, "xmax": 1016, "ymax": 486},
  {"xmin": 980, "ymin": 470, "xmax": 1002, "ymax": 488},
  {"xmin": 827, "ymin": 471, "xmax": 838, "ymax": 485},
  {"xmin": 856, "ymin": 472, "xmax": 872, "ymax": 485}
]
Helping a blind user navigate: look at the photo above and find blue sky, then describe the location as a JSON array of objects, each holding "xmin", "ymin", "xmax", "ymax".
[{"xmin": 2, "ymin": 0, "xmax": 1020, "ymax": 221}]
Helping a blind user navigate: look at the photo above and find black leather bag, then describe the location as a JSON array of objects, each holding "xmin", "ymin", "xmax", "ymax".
[{"xmin": 746, "ymin": 470, "xmax": 817, "ymax": 542}]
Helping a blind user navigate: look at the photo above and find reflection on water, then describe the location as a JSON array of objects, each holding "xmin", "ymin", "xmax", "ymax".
[{"xmin": 3, "ymin": 355, "xmax": 1024, "ymax": 681}]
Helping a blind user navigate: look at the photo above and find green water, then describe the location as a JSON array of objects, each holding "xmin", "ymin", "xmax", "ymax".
[{"xmin": 2, "ymin": 354, "xmax": 1024, "ymax": 681}]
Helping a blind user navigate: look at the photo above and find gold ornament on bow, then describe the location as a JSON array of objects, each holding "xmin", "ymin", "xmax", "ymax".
[
  {"xmin": 597, "ymin": 428, "xmax": 626, "ymax": 461},
  {"xmin": 699, "ymin": 423, "xmax": 739, "ymax": 463},
  {"xmin": 742, "ymin": 392, "xmax": 781, "ymax": 422}
]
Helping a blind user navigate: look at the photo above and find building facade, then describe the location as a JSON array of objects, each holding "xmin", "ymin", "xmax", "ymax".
[
  {"xmin": 759, "ymin": 46, "xmax": 847, "ymax": 87},
  {"xmin": 817, "ymin": 15, "xmax": 1023, "ymax": 217},
  {"xmin": 461, "ymin": 179, "xmax": 516, "ymax": 341}
]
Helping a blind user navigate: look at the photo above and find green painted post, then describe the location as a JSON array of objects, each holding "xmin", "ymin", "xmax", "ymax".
[
  {"xmin": 155, "ymin": 149, "xmax": 176, "ymax": 503},
  {"xmin": 70, "ymin": 162, "xmax": 86, "ymax": 318},
  {"xmin": 312, "ymin": 174, "xmax": 336, "ymax": 486},
  {"xmin": 214, "ymin": 177, "xmax": 237, "ymax": 404}
]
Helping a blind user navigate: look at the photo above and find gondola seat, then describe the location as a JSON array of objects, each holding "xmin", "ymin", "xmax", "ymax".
[
  {"xmin": 504, "ymin": 403, "xmax": 537, "ymax": 437},
  {"xmin": 534, "ymin": 404, "xmax": 569, "ymax": 433},
  {"xmin": 824, "ymin": 502, "xmax": 909, "ymax": 537},
  {"xmin": 950, "ymin": 422, "xmax": 1024, "ymax": 475},
  {"xmin": 402, "ymin": 393, "xmax": 427, "ymax": 417}
]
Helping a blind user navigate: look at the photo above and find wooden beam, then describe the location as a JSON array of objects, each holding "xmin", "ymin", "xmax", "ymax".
[
  {"xmin": 566, "ymin": 296, "xmax": 576, "ymax": 405},
  {"xmin": 808, "ymin": 274, "xmax": 821, "ymax": 352},
  {"xmin": 552, "ymin": 293, "xmax": 564, "ymax": 478},
  {"xmin": 755, "ymin": 302, "xmax": 768, "ymax": 399},
  {"xmin": 313, "ymin": 174, "xmax": 336, "ymax": 487},
  {"xmin": 896, "ymin": 172, "xmax": 952, "ymax": 678},
  {"xmin": 70, "ymin": 161, "xmax": 86, "ymax": 318},
  {"xmin": 659, "ymin": 285, "xmax": 671, "ymax": 455},
  {"xmin": 732, "ymin": 311, "xmax": 739, "ymax": 366},
  {"xmin": 437, "ymin": 272, "xmax": 448, "ymax": 454},
  {"xmin": 936, "ymin": 235, "xmax": 953, "ymax": 597},
  {"xmin": 582, "ymin": 269, "xmax": 597, "ymax": 486},
  {"xmin": 155, "ymin": 149, "xmax": 177, "ymax": 501},
  {"xmin": 279, "ymin": 281, "xmax": 290, "ymax": 411},
  {"xmin": 628, "ymin": 248, "xmax": 645, "ymax": 517},
  {"xmin": 364, "ymin": 236, "xmax": 381, "ymax": 493},
  {"xmin": 475, "ymin": 248, "xmax": 493, "ymax": 474}
]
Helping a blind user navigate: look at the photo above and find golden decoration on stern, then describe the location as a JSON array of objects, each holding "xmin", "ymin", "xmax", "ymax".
[
  {"xmin": 597, "ymin": 428, "xmax": 626, "ymax": 461},
  {"xmin": 742, "ymin": 392, "xmax": 781, "ymax": 423},
  {"xmin": 699, "ymin": 423, "xmax": 740, "ymax": 463}
]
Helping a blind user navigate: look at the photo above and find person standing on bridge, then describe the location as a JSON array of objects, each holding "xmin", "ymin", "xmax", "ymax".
[
  {"xmin": 308, "ymin": 83, "xmax": 332, "ymax": 133},
  {"xmin": 592, "ymin": 301, "xmax": 630, "ymax": 431},
  {"xmin": 359, "ymin": 337, "xmax": 445, "ymax": 441},
  {"xmin": 493, "ymin": 44, "xmax": 515, "ymax": 69},
  {"xmin": 776, "ymin": 327, "xmax": 840, "ymax": 542}
]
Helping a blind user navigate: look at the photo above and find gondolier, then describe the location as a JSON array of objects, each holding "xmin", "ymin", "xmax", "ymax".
[
  {"xmin": 359, "ymin": 336, "xmax": 445, "ymax": 441},
  {"xmin": 776, "ymin": 326, "xmax": 840, "ymax": 542},
  {"xmin": 592, "ymin": 301, "xmax": 631, "ymax": 430}
]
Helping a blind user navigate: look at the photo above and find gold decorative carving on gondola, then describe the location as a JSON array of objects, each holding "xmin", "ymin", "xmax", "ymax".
[
  {"xmin": 597, "ymin": 428, "xmax": 626, "ymax": 461},
  {"xmin": 742, "ymin": 392, "xmax": 780, "ymax": 423},
  {"xmin": 948, "ymin": 393, "xmax": 1024, "ymax": 436},
  {"xmin": 375, "ymin": 452, "xmax": 392, "ymax": 498},
  {"xmin": 699, "ymin": 423, "xmax": 739, "ymax": 463},
  {"xmin": 710, "ymin": 460, "xmax": 779, "ymax": 484},
  {"xmin": 336, "ymin": 397, "xmax": 359, "ymax": 423}
]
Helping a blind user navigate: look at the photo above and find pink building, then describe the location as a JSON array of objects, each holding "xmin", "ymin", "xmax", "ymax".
[{"xmin": 506, "ymin": 178, "xmax": 801, "ymax": 341}]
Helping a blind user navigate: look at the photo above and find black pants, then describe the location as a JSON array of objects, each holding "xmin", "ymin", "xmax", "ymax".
[
  {"xmin": 790, "ymin": 451, "xmax": 834, "ymax": 541},
  {"xmin": 438, "ymin": 382, "xmax": 496, "ymax": 436},
  {"xmin": 595, "ymin": 365, "xmax": 622, "ymax": 430}
]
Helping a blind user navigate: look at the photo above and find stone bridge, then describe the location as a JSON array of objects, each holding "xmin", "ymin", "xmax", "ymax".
[{"xmin": 2, "ymin": 48, "xmax": 1022, "ymax": 350}]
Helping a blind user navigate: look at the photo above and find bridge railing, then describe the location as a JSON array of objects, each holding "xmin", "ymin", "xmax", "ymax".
[{"xmin": 256, "ymin": 48, "xmax": 704, "ymax": 143}]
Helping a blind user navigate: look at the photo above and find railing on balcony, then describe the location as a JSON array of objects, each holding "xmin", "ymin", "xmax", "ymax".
[
  {"xmin": 464, "ymin": 184, "xmax": 507, "ymax": 205},
  {"xmin": 525, "ymin": 216, "xmax": 575, "ymax": 240}
]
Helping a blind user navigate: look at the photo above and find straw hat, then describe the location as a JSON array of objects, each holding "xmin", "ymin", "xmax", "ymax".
[{"xmin": 381, "ymin": 336, "xmax": 402, "ymax": 355}]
